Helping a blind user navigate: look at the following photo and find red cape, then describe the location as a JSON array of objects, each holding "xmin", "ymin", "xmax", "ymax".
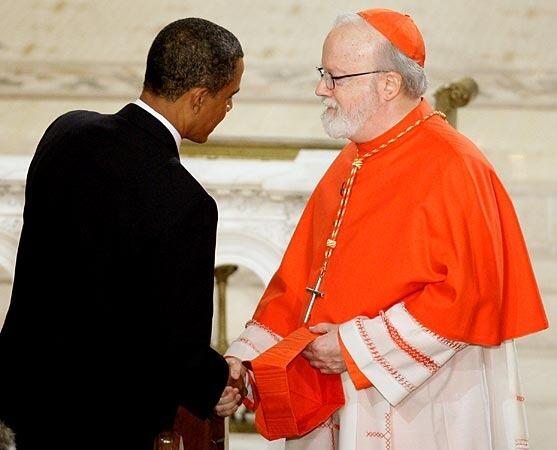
[{"xmin": 254, "ymin": 100, "xmax": 547, "ymax": 345}]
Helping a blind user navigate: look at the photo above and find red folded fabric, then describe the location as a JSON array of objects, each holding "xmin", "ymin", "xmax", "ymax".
[{"xmin": 245, "ymin": 327, "xmax": 344, "ymax": 440}]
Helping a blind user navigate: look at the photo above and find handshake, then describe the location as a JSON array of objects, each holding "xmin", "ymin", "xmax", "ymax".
[{"xmin": 214, "ymin": 356, "xmax": 248, "ymax": 417}]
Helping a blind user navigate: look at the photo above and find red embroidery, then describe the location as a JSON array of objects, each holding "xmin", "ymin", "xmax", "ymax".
[
  {"xmin": 235, "ymin": 337, "xmax": 261, "ymax": 355},
  {"xmin": 381, "ymin": 310, "xmax": 441, "ymax": 374},
  {"xmin": 401, "ymin": 303, "xmax": 467, "ymax": 352},
  {"xmin": 355, "ymin": 318, "xmax": 416, "ymax": 392},
  {"xmin": 366, "ymin": 410, "xmax": 393, "ymax": 450},
  {"xmin": 516, "ymin": 395, "xmax": 525, "ymax": 402},
  {"xmin": 515, "ymin": 438, "xmax": 529, "ymax": 449},
  {"xmin": 318, "ymin": 420, "xmax": 340, "ymax": 430},
  {"xmin": 318, "ymin": 417, "xmax": 339, "ymax": 450},
  {"xmin": 245, "ymin": 319, "xmax": 281, "ymax": 342}
]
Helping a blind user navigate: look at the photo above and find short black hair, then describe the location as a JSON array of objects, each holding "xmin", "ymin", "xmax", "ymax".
[{"xmin": 143, "ymin": 18, "xmax": 243, "ymax": 101}]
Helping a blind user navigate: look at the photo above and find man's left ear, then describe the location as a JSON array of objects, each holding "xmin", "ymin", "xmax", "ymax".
[
  {"xmin": 190, "ymin": 87, "xmax": 210, "ymax": 114},
  {"xmin": 383, "ymin": 72, "xmax": 403, "ymax": 100}
]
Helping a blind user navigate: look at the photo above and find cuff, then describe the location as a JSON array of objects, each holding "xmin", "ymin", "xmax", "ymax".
[
  {"xmin": 339, "ymin": 332, "xmax": 372, "ymax": 390},
  {"xmin": 339, "ymin": 304, "xmax": 466, "ymax": 406}
]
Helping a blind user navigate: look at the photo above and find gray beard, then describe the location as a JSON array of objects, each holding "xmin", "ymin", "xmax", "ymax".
[{"xmin": 320, "ymin": 101, "xmax": 373, "ymax": 140}]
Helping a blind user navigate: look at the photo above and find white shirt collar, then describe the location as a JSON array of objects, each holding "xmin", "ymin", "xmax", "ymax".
[{"xmin": 133, "ymin": 99, "xmax": 182, "ymax": 152}]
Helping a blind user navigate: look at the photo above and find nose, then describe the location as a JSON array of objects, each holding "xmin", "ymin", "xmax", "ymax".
[{"xmin": 315, "ymin": 77, "xmax": 332, "ymax": 97}]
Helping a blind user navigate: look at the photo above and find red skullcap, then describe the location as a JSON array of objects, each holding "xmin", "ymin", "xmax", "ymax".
[{"xmin": 357, "ymin": 8, "xmax": 426, "ymax": 67}]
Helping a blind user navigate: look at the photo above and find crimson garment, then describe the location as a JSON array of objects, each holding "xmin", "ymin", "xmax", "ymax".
[{"xmin": 254, "ymin": 99, "xmax": 547, "ymax": 346}]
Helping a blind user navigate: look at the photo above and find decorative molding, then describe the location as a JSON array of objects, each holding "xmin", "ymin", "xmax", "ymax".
[
  {"xmin": 0, "ymin": 182, "xmax": 25, "ymax": 245},
  {"xmin": 0, "ymin": 154, "xmax": 318, "ymax": 281},
  {"xmin": 0, "ymin": 61, "xmax": 143, "ymax": 100},
  {"xmin": 0, "ymin": 183, "xmax": 25, "ymax": 208},
  {"xmin": 0, "ymin": 154, "xmax": 554, "ymax": 282},
  {"xmin": 181, "ymin": 136, "xmax": 342, "ymax": 160},
  {"xmin": 0, "ymin": 184, "xmax": 24, "ymax": 278},
  {"xmin": 0, "ymin": 62, "xmax": 556, "ymax": 109},
  {"xmin": 212, "ymin": 187, "xmax": 307, "ymax": 251},
  {"xmin": 428, "ymin": 69, "xmax": 557, "ymax": 110},
  {"xmin": 0, "ymin": 217, "xmax": 22, "ymax": 237}
]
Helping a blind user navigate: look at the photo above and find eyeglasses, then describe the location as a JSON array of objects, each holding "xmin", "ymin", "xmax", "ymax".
[{"xmin": 317, "ymin": 67, "xmax": 389, "ymax": 90}]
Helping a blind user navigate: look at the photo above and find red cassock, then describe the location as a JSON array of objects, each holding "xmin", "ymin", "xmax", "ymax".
[{"xmin": 246, "ymin": 100, "xmax": 548, "ymax": 439}]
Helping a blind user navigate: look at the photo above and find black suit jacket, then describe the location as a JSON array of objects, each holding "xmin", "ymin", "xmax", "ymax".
[{"xmin": 0, "ymin": 104, "xmax": 228, "ymax": 450}]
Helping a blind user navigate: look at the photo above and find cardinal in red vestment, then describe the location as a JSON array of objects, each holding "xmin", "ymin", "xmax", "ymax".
[{"xmin": 224, "ymin": 8, "xmax": 548, "ymax": 450}]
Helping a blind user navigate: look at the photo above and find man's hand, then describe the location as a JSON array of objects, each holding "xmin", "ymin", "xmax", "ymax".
[
  {"xmin": 302, "ymin": 323, "xmax": 347, "ymax": 374},
  {"xmin": 214, "ymin": 386, "xmax": 240, "ymax": 417},
  {"xmin": 213, "ymin": 357, "xmax": 247, "ymax": 417},
  {"xmin": 225, "ymin": 356, "xmax": 247, "ymax": 387}
]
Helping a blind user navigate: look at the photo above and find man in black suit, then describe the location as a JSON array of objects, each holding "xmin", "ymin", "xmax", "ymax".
[{"xmin": 0, "ymin": 18, "xmax": 243, "ymax": 450}]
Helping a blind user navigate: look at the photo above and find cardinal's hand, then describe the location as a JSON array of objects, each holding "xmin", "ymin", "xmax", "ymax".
[
  {"xmin": 213, "ymin": 357, "xmax": 246, "ymax": 417},
  {"xmin": 302, "ymin": 323, "xmax": 347, "ymax": 374}
]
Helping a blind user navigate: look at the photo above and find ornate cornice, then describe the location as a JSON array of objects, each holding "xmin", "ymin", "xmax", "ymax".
[
  {"xmin": 0, "ymin": 61, "xmax": 142, "ymax": 99},
  {"xmin": 0, "ymin": 182, "xmax": 24, "ymax": 241},
  {"xmin": 0, "ymin": 61, "xmax": 555, "ymax": 109},
  {"xmin": 0, "ymin": 216, "xmax": 22, "ymax": 237},
  {"xmin": 0, "ymin": 154, "xmax": 553, "ymax": 260},
  {"xmin": 0, "ymin": 182, "xmax": 25, "ymax": 209}
]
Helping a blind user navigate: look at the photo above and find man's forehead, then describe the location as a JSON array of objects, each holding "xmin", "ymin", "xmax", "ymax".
[{"xmin": 323, "ymin": 25, "xmax": 377, "ymax": 70}]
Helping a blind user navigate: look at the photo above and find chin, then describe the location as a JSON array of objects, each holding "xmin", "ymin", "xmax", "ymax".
[
  {"xmin": 322, "ymin": 109, "xmax": 335, "ymax": 120},
  {"xmin": 189, "ymin": 135, "xmax": 209, "ymax": 144}
]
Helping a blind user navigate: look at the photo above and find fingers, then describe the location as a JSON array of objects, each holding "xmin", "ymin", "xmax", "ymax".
[
  {"xmin": 306, "ymin": 348, "xmax": 347, "ymax": 373},
  {"xmin": 214, "ymin": 401, "xmax": 239, "ymax": 417},
  {"xmin": 308, "ymin": 357, "xmax": 333, "ymax": 369},
  {"xmin": 308, "ymin": 360, "xmax": 344, "ymax": 374},
  {"xmin": 222, "ymin": 386, "xmax": 239, "ymax": 400},
  {"xmin": 225, "ymin": 356, "xmax": 245, "ymax": 380},
  {"xmin": 309, "ymin": 323, "xmax": 334, "ymax": 334},
  {"xmin": 214, "ymin": 386, "xmax": 241, "ymax": 417},
  {"xmin": 308, "ymin": 359, "xmax": 324, "ymax": 369},
  {"xmin": 231, "ymin": 363, "xmax": 246, "ymax": 381},
  {"xmin": 304, "ymin": 335, "xmax": 326, "ymax": 358}
]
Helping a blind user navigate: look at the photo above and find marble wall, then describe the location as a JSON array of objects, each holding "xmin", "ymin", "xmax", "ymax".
[
  {"xmin": 0, "ymin": 1, "xmax": 555, "ymax": 448},
  {"xmin": 0, "ymin": 0, "xmax": 555, "ymax": 151}
]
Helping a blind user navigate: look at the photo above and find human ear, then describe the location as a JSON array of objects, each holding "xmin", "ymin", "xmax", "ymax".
[
  {"xmin": 383, "ymin": 72, "xmax": 403, "ymax": 100},
  {"xmin": 189, "ymin": 87, "xmax": 210, "ymax": 114}
]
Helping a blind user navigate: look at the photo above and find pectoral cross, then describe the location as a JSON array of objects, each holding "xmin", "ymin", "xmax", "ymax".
[{"xmin": 303, "ymin": 274, "xmax": 325, "ymax": 324}]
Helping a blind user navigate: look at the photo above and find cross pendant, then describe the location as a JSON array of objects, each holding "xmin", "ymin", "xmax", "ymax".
[{"xmin": 303, "ymin": 275, "xmax": 325, "ymax": 324}]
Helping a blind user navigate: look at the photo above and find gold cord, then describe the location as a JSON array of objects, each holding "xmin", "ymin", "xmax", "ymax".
[{"xmin": 318, "ymin": 111, "xmax": 446, "ymax": 278}]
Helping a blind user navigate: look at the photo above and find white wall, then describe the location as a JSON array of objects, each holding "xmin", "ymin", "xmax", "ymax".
[{"xmin": 0, "ymin": 1, "xmax": 554, "ymax": 448}]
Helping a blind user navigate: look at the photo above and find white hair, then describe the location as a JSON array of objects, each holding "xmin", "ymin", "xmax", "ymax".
[
  {"xmin": 321, "ymin": 94, "xmax": 375, "ymax": 139},
  {"xmin": 332, "ymin": 13, "xmax": 428, "ymax": 98}
]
